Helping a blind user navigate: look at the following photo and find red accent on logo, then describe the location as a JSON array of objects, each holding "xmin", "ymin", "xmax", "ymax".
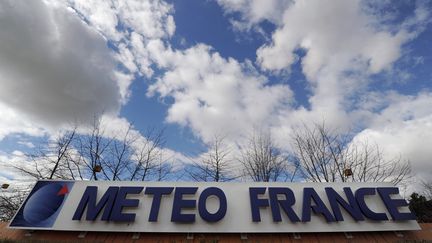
[{"xmin": 57, "ymin": 185, "xmax": 69, "ymax": 196}]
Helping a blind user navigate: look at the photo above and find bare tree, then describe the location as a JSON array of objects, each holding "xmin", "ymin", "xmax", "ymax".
[
  {"xmin": 48, "ymin": 129, "xmax": 76, "ymax": 179},
  {"xmin": 291, "ymin": 122, "xmax": 411, "ymax": 185},
  {"xmin": 101, "ymin": 125, "xmax": 136, "ymax": 181},
  {"xmin": 187, "ymin": 135, "xmax": 236, "ymax": 182},
  {"xmin": 75, "ymin": 118, "xmax": 112, "ymax": 181},
  {"xmin": 420, "ymin": 180, "xmax": 432, "ymax": 200},
  {"xmin": 1, "ymin": 119, "xmax": 171, "ymax": 220},
  {"xmin": 129, "ymin": 128, "xmax": 167, "ymax": 181},
  {"xmin": 0, "ymin": 186, "xmax": 29, "ymax": 221},
  {"xmin": 153, "ymin": 153, "xmax": 174, "ymax": 181},
  {"xmin": 12, "ymin": 128, "xmax": 77, "ymax": 180},
  {"xmin": 2, "ymin": 127, "xmax": 81, "ymax": 221},
  {"xmin": 12, "ymin": 116, "xmax": 170, "ymax": 183},
  {"xmin": 239, "ymin": 131, "xmax": 290, "ymax": 182}
]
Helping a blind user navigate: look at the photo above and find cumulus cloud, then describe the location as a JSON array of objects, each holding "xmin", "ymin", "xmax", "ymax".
[
  {"xmin": 256, "ymin": 0, "xmax": 415, "ymax": 75},
  {"xmin": 354, "ymin": 118, "xmax": 432, "ymax": 173},
  {"xmin": 0, "ymin": 0, "xmax": 122, "ymax": 129},
  {"xmin": 146, "ymin": 41, "xmax": 293, "ymax": 143},
  {"xmin": 0, "ymin": 0, "xmax": 185, "ymax": 175},
  {"xmin": 217, "ymin": 0, "xmax": 292, "ymax": 31},
  {"xmin": 256, "ymin": 0, "xmax": 428, "ymax": 127},
  {"xmin": 0, "ymin": 0, "xmax": 176, "ymax": 138},
  {"xmin": 0, "ymin": 103, "xmax": 45, "ymax": 140},
  {"xmin": 69, "ymin": 0, "xmax": 175, "ymax": 41},
  {"xmin": 68, "ymin": 0, "xmax": 299, "ymax": 150},
  {"xmin": 219, "ymin": 0, "xmax": 428, "ymax": 112},
  {"xmin": 253, "ymin": 0, "xmax": 429, "ymax": 131},
  {"xmin": 343, "ymin": 91, "xmax": 432, "ymax": 188},
  {"xmin": 68, "ymin": 0, "xmax": 175, "ymax": 78}
]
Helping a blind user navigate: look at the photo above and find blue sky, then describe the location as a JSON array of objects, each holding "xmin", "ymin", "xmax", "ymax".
[
  {"xmin": 0, "ymin": 0, "xmax": 432, "ymax": 184},
  {"xmin": 119, "ymin": 0, "xmax": 432, "ymax": 153}
]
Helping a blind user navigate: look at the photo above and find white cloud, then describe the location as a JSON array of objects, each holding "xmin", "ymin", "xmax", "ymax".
[
  {"xmin": 68, "ymin": 0, "xmax": 175, "ymax": 78},
  {"xmin": 351, "ymin": 92, "xmax": 432, "ymax": 184},
  {"xmin": 68, "ymin": 0, "xmax": 175, "ymax": 41},
  {"xmin": 114, "ymin": 71, "xmax": 135, "ymax": 104},
  {"xmin": 128, "ymin": 32, "xmax": 155, "ymax": 77},
  {"xmin": 256, "ymin": 0, "xmax": 411, "ymax": 76},
  {"xmin": 0, "ymin": 103, "xmax": 45, "ymax": 140},
  {"xmin": 0, "ymin": 0, "xmax": 123, "ymax": 130},
  {"xmin": 0, "ymin": 0, "xmax": 176, "ymax": 139},
  {"xmin": 66, "ymin": 0, "xmax": 298, "ymax": 148},
  {"xmin": 217, "ymin": 0, "xmax": 292, "ymax": 31},
  {"xmin": 146, "ymin": 41, "xmax": 293, "ymax": 143},
  {"xmin": 115, "ymin": 0, "xmax": 175, "ymax": 39},
  {"xmin": 252, "ymin": 0, "xmax": 429, "ymax": 136},
  {"xmin": 0, "ymin": 0, "xmax": 182, "ymax": 179},
  {"xmin": 67, "ymin": 0, "xmax": 121, "ymax": 41},
  {"xmin": 218, "ymin": 0, "xmax": 427, "ymax": 120},
  {"xmin": 0, "ymin": 0, "xmax": 185, "ymax": 175}
]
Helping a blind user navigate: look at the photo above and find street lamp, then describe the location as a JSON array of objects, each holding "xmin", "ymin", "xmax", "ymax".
[
  {"xmin": 93, "ymin": 165, "xmax": 102, "ymax": 173},
  {"xmin": 344, "ymin": 168, "xmax": 353, "ymax": 177}
]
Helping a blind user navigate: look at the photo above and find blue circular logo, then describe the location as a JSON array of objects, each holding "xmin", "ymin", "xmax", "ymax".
[{"xmin": 23, "ymin": 183, "xmax": 68, "ymax": 224}]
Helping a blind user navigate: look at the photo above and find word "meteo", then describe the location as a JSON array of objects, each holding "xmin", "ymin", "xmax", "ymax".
[{"xmin": 72, "ymin": 186, "xmax": 415, "ymax": 223}]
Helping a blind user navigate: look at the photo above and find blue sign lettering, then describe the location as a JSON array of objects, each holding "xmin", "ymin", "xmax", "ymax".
[
  {"xmin": 377, "ymin": 187, "xmax": 416, "ymax": 220},
  {"xmin": 355, "ymin": 187, "xmax": 388, "ymax": 220},
  {"xmin": 198, "ymin": 187, "xmax": 227, "ymax": 222},
  {"xmin": 71, "ymin": 185, "xmax": 415, "ymax": 224},
  {"xmin": 249, "ymin": 187, "xmax": 269, "ymax": 222},
  {"xmin": 110, "ymin": 187, "xmax": 143, "ymax": 222},
  {"xmin": 171, "ymin": 187, "xmax": 198, "ymax": 223},
  {"xmin": 302, "ymin": 187, "xmax": 335, "ymax": 222},
  {"xmin": 145, "ymin": 187, "xmax": 174, "ymax": 222},
  {"xmin": 72, "ymin": 186, "xmax": 119, "ymax": 221},
  {"xmin": 325, "ymin": 187, "xmax": 364, "ymax": 221},
  {"xmin": 268, "ymin": 187, "xmax": 300, "ymax": 222}
]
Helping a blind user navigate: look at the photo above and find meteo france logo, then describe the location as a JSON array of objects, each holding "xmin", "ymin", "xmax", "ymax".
[{"xmin": 9, "ymin": 181, "xmax": 74, "ymax": 228}]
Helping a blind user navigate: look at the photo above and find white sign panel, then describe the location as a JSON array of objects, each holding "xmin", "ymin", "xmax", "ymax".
[{"xmin": 9, "ymin": 180, "xmax": 420, "ymax": 232}]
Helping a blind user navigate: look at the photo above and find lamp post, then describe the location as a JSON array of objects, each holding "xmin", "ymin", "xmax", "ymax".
[
  {"xmin": 93, "ymin": 165, "xmax": 102, "ymax": 173},
  {"xmin": 344, "ymin": 168, "xmax": 353, "ymax": 182}
]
